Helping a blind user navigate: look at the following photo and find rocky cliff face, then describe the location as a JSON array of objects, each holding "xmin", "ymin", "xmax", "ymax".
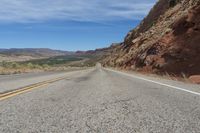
[{"xmin": 102, "ymin": 0, "xmax": 200, "ymax": 77}]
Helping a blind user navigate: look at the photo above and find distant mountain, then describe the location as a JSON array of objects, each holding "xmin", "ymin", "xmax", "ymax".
[
  {"xmin": 76, "ymin": 43, "xmax": 119, "ymax": 56},
  {"xmin": 0, "ymin": 48, "xmax": 74, "ymax": 57},
  {"xmin": 102, "ymin": 0, "xmax": 200, "ymax": 77},
  {"xmin": 0, "ymin": 48, "xmax": 75, "ymax": 62}
]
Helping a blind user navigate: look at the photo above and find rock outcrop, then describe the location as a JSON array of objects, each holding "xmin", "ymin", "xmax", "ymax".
[
  {"xmin": 189, "ymin": 75, "xmax": 200, "ymax": 84},
  {"xmin": 102, "ymin": 0, "xmax": 200, "ymax": 77}
]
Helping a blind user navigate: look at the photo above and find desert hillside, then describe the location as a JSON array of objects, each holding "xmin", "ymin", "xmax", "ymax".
[
  {"xmin": 0, "ymin": 48, "xmax": 73, "ymax": 62},
  {"xmin": 102, "ymin": 0, "xmax": 200, "ymax": 78}
]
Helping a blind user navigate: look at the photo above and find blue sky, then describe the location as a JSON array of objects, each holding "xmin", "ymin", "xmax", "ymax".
[{"xmin": 0, "ymin": 0, "xmax": 156, "ymax": 51}]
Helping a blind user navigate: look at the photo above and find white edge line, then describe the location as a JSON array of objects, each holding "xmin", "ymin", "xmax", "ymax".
[{"xmin": 104, "ymin": 68, "xmax": 200, "ymax": 96}]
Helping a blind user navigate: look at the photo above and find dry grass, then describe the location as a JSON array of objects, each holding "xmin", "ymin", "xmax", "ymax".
[{"xmin": 0, "ymin": 60, "xmax": 91, "ymax": 75}]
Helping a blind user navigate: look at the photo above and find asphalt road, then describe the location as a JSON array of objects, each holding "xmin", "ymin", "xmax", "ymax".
[
  {"xmin": 0, "ymin": 67, "xmax": 200, "ymax": 133},
  {"xmin": 0, "ymin": 70, "xmax": 87, "ymax": 93}
]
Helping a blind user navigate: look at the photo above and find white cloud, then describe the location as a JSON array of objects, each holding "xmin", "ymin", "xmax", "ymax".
[{"xmin": 0, "ymin": 0, "xmax": 155, "ymax": 23}]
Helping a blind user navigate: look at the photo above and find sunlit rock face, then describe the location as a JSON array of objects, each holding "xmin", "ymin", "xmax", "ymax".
[{"xmin": 102, "ymin": 0, "xmax": 200, "ymax": 77}]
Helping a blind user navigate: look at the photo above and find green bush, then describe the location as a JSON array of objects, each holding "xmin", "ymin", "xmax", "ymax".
[
  {"xmin": 11, "ymin": 62, "xmax": 20, "ymax": 69},
  {"xmin": 42, "ymin": 64, "xmax": 50, "ymax": 68},
  {"xmin": 26, "ymin": 63, "xmax": 34, "ymax": 69},
  {"xmin": 0, "ymin": 61, "xmax": 8, "ymax": 67}
]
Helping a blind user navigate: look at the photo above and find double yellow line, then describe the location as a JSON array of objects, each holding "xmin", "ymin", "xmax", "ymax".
[{"xmin": 0, "ymin": 76, "xmax": 68, "ymax": 101}]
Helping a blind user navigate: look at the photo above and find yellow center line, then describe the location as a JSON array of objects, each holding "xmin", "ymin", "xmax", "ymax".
[
  {"xmin": 0, "ymin": 84, "xmax": 49, "ymax": 101},
  {"xmin": 0, "ymin": 76, "xmax": 68, "ymax": 101}
]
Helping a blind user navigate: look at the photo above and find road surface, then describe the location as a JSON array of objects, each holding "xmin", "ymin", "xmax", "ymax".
[{"xmin": 0, "ymin": 67, "xmax": 200, "ymax": 133}]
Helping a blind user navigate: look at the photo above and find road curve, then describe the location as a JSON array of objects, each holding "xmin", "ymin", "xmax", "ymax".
[{"xmin": 0, "ymin": 67, "xmax": 200, "ymax": 132}]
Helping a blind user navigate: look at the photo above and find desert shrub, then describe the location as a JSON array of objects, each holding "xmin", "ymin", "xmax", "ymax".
[
  {"xmin": 26, "ymin": 63, "xmax": 34, "ymax": 69},
  {"xmin": 0, "ymin": 61, "xmax": 17, "ymax": 68},
  {"xmin": 34, "ymin": 64, "xmax": 42, "ymax": 69},
  {"xmin": 11, "ymin": 62, "xmax": 20, "ymax": 69},
  {"xmin": 42, "ymin": 64, "xmax": 50, "ymax": 68},
  {"xmin": 0, "ymin": 61, "xmax": 8, "ymax": 67}
]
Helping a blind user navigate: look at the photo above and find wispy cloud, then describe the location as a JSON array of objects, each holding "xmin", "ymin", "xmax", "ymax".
[{"xmin": 0, "ymin": 0, "xmax": 155, "ymax": 23}]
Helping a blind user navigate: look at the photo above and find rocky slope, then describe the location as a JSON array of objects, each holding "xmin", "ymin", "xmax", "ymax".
[{"xmin": 102, "ymin": 0, "xmax": 200, "ymax": 78}]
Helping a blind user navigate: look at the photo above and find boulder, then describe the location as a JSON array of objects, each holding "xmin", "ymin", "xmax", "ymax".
[{"xmin": 189, "ymin": 75, "xmax": 200, "ymax": 84}]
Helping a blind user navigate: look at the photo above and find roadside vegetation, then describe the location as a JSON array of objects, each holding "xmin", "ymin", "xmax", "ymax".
[{"xmin": 0, "ymin": 54, "xmax": 99, "ymax": 75}]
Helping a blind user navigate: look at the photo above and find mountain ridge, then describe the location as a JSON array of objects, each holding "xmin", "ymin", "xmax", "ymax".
[
  {"xmin": 0, "ymin": 48, "xmax": 75, "ymax": 62},
  {"xmin": 0, "ymin": 48, "xmax": 74, "ymax": 57}
]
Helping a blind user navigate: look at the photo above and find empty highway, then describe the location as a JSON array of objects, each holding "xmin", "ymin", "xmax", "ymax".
[{"xmin": 0, "ymin": 67, "xmax": 200, "ymax": 133}]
